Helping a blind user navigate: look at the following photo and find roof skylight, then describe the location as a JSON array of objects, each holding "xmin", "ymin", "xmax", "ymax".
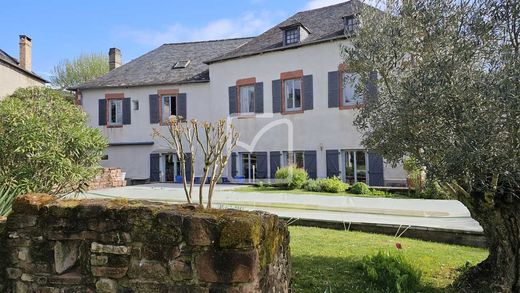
[{"xmin": 172, "ymin": 60, "xmax": 191, "ymax": 69}]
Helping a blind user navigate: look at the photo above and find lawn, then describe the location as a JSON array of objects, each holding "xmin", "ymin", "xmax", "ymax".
[
  {"xmin": 229, "ymin": 185, "xmax": 413, "ymax": 199},
  {"xmin": 289, "ymin": 226, "xmax": 488, "ymax": 292}
]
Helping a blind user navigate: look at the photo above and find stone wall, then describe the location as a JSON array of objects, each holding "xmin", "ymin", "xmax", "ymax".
[
  {"xmin": 1, "ymin": 194, "xmax": 290, "ymax": 292},
  {"xmin": 88, "ymin": 168, "xmax": 126, "ymax": 190}
]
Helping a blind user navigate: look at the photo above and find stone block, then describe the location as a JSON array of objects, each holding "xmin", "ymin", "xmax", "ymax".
[
  {"xmin": 183, "ymin": 215, "xmax": 218, "ymax": 246},
  {"xmin": 91, "ymin": 266, "xmax": 128, "ymax": 279},
  {"xmin": 48, "ymin": 272, "xmax": 83, "ymax": 285},
  {"xmin": 90, "ymin": 254, "xmax": 108, "ymax": 266},
  {"xmin": 195, "ymin": 249, "xmax": 259, "ymax": 283},
  {"xmin": 6, "ymin": 214, "xmax": 38, "ymax": 229},
  {"xmin": 91, "ymin": 242, "xmax": 130, "ymax": 255},
  {"xmin": 54, "ymin": 241, "xmax": 80, "ymax": 274},
  {"xmin": 127, "ymin": 259, "xmax": 167, "ymax": 280},
  {"xmin": 96, "ymin": 278, "xmax": 117, "ymax": 293},
  {"xmin": 6, "ymin": 267, "xmax": 22, "ymax": 279},
  {"xmin": 168, "ymin": 259, "xmax": 192, "ymax": 280},
  {"xmin": 219, "ymin": 217, "xmax": 262, "ymax": 249}
]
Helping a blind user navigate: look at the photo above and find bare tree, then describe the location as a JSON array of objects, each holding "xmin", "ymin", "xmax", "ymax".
[{"xmin": 153, "ymin": 116, "xmax": 196, "ymax": 203}]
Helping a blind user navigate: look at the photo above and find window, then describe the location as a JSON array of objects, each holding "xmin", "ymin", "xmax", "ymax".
[
  {"xmin": 344, "ymin": 150, "xmax": 367, "ymax": 184},
  {"xmin": 161, "ymin": 95, "xmax": 177, "ymax": 123},
  {"xmin": 284, "ymin": 28, "xmax": 299, "ymax": 45},
  {"xmin": 344, "ymin": 16, "xmax": 359, "ymax": 34},
  {"xmin": 284, "ymin": 151, "xmax": 304, "ymax": 169},
  {"xmin": 284, "ymin": 78, "xmax": 302, "ymax": 112},
  {"xmin": 173, "ymin": 60, "xmax": 190, "ymax": 69},
  {"xmin": 342, "ymin": 72, "xmax": 363, "ymax": 106},
  {"xmin": 108, "ymin": 99, "xmax": 123, "ymax": 126},
  {"xmin": 239, "ymin": 85, "xmax": 255, "ymax": 114},
  {"xmin": 238, "ymin": 153, "xmax": 258, "ymax": 181}
]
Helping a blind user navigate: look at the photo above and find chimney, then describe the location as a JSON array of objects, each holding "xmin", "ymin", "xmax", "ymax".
[
  {"xmin": 19, "ymin": 35, "xmax": 32, "ymax": 71},
  {"xmin": 109, "ymin": 48, "xmax": 121, "ymax": 71}
]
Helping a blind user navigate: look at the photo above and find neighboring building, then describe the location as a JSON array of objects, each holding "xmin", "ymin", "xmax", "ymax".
[
  {"xmin": 74, "ymin": 0, "xmax": 407, "ymax": 187},
  {"xmin": 0, "ymin": 35, "xmax": 47, "ymax": 98}
]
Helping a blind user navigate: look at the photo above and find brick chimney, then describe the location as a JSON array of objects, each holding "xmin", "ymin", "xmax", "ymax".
[
  {"xmin": 19, "ymin": 35, "xmax": 32, "ymax": 71},
  {"xmin": 109, "ymin": 48, "xmax": 121, "ymax": 71}
]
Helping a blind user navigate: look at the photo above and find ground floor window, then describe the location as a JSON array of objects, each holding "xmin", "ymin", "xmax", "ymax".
[
  {"xmin": 343, "ymin": 150, "xmax": 368, "ymax": 184},
  {"xmin": 283, "ymin": 151, "xmax": 304, "ymax": 168},
  {"xmin": 160, "ymin": 153, "xmax": 181, "ymax": 182},
  {"xmin": 238, "ymin": 153, "xmax": 258, "ymax": 181}
]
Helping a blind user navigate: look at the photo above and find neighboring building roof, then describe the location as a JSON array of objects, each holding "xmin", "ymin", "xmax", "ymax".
[
  {"xmin": 73, "ymin": 37, "xmax": 253, "ymax": 90},
  {"xmin": 0, "ymin": 49, "xmax": 48, "ymax": 83},
  {"xmin": 207, "ymin": 0, "xmax": 365, "ymax": 64}
]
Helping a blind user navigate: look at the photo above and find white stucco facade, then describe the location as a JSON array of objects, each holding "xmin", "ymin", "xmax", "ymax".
[
  {"xmin": 0, "ymin": 63, "xmax": 46, "ymax": 99},
  {"xmin": 80, "ymin": 40, "xmax": 406, "ymax": 186}
]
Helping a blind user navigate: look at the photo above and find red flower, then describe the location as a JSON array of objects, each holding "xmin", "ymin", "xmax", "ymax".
[{"xmin": 395, "ymin": 242, "xmax": 403, "ymax": 250}]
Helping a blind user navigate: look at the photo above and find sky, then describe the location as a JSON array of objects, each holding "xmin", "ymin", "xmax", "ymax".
[{"xmin": 0, "ymin": 0, "xmax": 348, "ymax": 80}]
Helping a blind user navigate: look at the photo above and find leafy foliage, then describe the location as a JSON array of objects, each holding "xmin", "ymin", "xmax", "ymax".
[
  {"xmin": 275, "ymin": 166, "xmax": 308, "ymax": 189},
  {"xmin": 0, "ymin": 87, "xmax": 107, "ymax": 195},
  {"xmin": 350, "ymin": 182, "xmax": 371, "ymax": 195},
  {"xmin": 304, "ymin": 179, "xmax": 323, "ymax": 192},
  {"xmin": 51, "ymin": 53, "xmax": 109, "ymax": 90},
  {"xmin": 361, "ymin": 251, "xmax": 422, "ymax": 293},
  {"xmin": 305, "ymin": 176, "xmax": 349, "ymax": 193},
  {"xmin": 0, "ymin": 185, "xmax": 27, "ymax": 217}
]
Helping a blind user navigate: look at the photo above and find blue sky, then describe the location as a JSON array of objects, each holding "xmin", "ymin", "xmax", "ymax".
[{"xmin": 0, "ymin": 0, "xmax": 346, "ymax": 80}]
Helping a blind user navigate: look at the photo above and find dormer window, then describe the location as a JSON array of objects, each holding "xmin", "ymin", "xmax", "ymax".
[
  {"xmin": 344, "ymin": 16, "xmax": 359, "ymax": 35},
  {"xmin": 281, "ymin": 23, "xmax": 310, "ymax": 46},
  {"xmin": 284, "ymin": 28, "xmax": 300, "ymax": 45}
]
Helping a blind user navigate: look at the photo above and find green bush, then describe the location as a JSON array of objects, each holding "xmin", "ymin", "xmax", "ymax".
[
  {"xmin": 361, "ymin": 251, "xmax": 422, "ymax": 293},
  {"xmin": 304, "ymin": 179, "xmax": 322, "ymax": 192},
  {"xmin": 320, "ymin": 176, "xmax": 349, "ymax": 193},
  {"xmin": 350, "ymin": 182, "xmax": 371, "ymax": 194},
  {"xmin": 275, "ymin": 166, "xmax": 308, "ymax": 189}
]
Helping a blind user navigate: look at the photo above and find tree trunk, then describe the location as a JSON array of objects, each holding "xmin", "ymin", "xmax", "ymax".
[{"xmin": 456, "ymin": 192, "xmax": 520, "ymax": 292}]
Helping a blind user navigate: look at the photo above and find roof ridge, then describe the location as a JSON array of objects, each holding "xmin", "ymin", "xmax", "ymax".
[
  {"xmin": 294, "ymin": 0, "xmax": 357, "ymax": 15},
  {"xmin": 163, "ymin": 36, "xmax": 255, "ymax": 46},
  {"xmin": 0, "ymin": 48, "xmax": 19, "ymax": 64}
]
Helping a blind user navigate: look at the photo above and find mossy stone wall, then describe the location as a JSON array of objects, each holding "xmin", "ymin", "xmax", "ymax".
[{"xmin": 1, "ymin": 194, "xmax": 290, "ymax": 292}]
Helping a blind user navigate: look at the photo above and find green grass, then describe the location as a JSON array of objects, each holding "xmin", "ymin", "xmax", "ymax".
[
  {"xmin": 228, "ymin": 185, "xmax": 412, "ymax": 199},
  {"xmin": 289, "ymin": 226, "xmax": 488, "ymax": 292}
]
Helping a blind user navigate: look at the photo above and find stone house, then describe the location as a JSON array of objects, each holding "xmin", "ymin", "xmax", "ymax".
[{"xmin": 73, "ymin": 0, "xmax": 407, "ymax": 187}]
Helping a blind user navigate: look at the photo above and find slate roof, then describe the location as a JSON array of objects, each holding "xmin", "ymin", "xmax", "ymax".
[
  {"xmin": 0, "ymin": 49, "xmax": 48, "ymax": 83},
  {"xmin": 73, "ymin": 37, "xmax": 253, "ymax": 90},
  {"xmin": 207, "ymin": 0, "xmax": 365, "ymax": 64}
]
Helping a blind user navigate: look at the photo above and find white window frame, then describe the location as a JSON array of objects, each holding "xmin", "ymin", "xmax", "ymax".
[
  {"xmin": 284, "ymin": 78, "xmax": 302, "ymax": 112},
  {"xmin": 341, "ymin": 72, "xmax": 363, "ymax": 107},
  {"xmin": 239, "ymin": 85, "xmax": 255, "ymax": 115},
  {"xmin": 341, "ymin": 150, "xmax": 369, "ymax": 184},
  {"xmin": 283, "ymin": 151, "xmax": 305, "ymax": 169},
  {"xmin": 108, "ymin": 99, "xmax": 123, "ymax": 126},
  {"xmin": 284, "ymin": 28, "xmax": 300, "ymax": 45},
  {"xmin": 161, "ymin": 95, "xmax": 177, "ymax": 123}
]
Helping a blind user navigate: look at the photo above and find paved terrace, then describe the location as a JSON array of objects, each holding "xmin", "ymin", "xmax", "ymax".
[{"xmin": 79, "ymin": 183, "xmax": 483, "ymax": 235}]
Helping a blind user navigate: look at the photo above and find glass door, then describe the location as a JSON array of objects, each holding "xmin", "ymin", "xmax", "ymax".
[{"xmin": 344, "ymin": 150, "xmax": 368, "ymax": 184}]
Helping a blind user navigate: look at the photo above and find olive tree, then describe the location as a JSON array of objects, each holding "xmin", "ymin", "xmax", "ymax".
[
  {"xmin": 344, "ymin": 1, "xmax": 520, "ymax": 291},
  {"xmin": 0, "ymin": 87, "xmax": 107, "ymax": 195}
]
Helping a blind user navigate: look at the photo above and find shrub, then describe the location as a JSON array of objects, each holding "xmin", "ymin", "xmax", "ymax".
[
  {"xmin": 275, "ymin": 166, "xmax": 308, "ymax": 189},
  {"xmin": 361, "ymin": 251, "xmax": 422, "ymax": 293},
  {"xmin": 304, "ymin": 179, "xmax": 322, "ymax": 192},
  {"xmin": 0, "ymin": 87, "xmax": 107, "ymax": 195},
  {"xmin": 350, "ymin": 182, "xmax": 371, "ymax": 194},
  {"xmin": 320, "ymin": 176, "xmax": 349, "ymax": 193}
]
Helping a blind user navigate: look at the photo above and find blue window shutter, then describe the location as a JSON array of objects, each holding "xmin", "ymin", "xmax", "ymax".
[
  {"xmin": 365, "ymin": 71, "xmax": 378, "ymax": 102},
  {"xmin": 231, "ymin": 153, "xmax": 237, "ymax": 178},
  {"xmin": 228, "ymin": 86, "xmax": 237, "ymax": 115},
  {"xmin": 272, "ymin": 80, "xmax": 282, "ymax": 113},
  {"xmin": 149, "ymin": 94, "xmax": 160, "ymax": 124},
  {"xmin": 150, "ymin": 153, "xmax": 160, "ymax": 182},
  {"xmin": 304, "ymin": 151, "xmax": 317, "ymax": 179},
  {"xmin": 326, "ymin": 150, "xmax": 340, "ymax": 177},
  {"xmin": 303, "ymin": 75, "xmax": 313, "ymax": 110},
  {"xmin": 185, "ymin": 153, "xmax": 192, "ymax": 179},
  {"xmin": 123, "ymin": 97, "xmax": 131, "ymax": 125},
  {"xmin": 368, "ymin": 152, "xmax": 384, "ymax": 186},
  {"xmin": 254, "ymin": 82, "xmax": 264, "ymax": 114},
  {"xmin": 178, "ymin": 93, "xmax": 187, "ymax": 121},
  {"xmin": 328, "ymin": 71, "xmax": 340, "ymax": 108},
  {"xmin": 98, "ymin": 99, "xmax": 107, "ymax": 126},
  {"xmin": 269, "ymin": 151, "xmax": 281, "ymax": 178},
  {"xmin": 255, "ymin": 152, "xmax": 268, "ymax": 179}
]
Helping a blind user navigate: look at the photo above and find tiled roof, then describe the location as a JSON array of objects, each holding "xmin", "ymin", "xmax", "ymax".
[
  {"xmin": 0, "ymin": 49, "xmax": 48, "ymax": 83},
  {"xmin": 207, "ymin": 0, "xmax": 365, "ymax": 64},
  {"xmin": 73, "ymin": 37, "xmax": 253, "ymax": 90}
]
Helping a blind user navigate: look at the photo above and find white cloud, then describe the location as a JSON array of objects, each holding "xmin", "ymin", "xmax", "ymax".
[{"xmin": 116, "ymin": 11, "xmax": 284, "ymax": 47}]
